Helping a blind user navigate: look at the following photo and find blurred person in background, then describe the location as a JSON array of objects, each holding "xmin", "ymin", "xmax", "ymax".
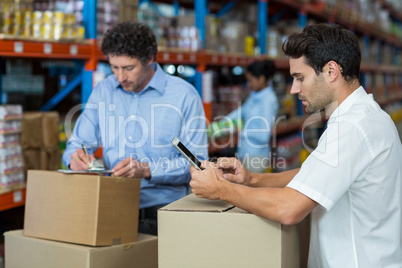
[{"xmin": 223, "ymin": 59, "xmax": 278, "ymax": 172}]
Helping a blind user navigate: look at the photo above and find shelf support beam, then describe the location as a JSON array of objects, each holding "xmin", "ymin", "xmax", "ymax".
[
  {"xmin": 173, "ymin": 1, "xmax": 180, "ymax": 16},
  {"xmin": 40, "ymin": 73, "xmax": 83, "ymax": 111},
  {"xmin": 83, "ymin": 0, "xmax": 97, "ymax": 39},
  {"xmin": 81, "ymin": 0, "xmax": 97, "ymax": 106},
  {"xmin": 258, "ymin": 0, "xmax": 268, "ymax": 54},
  {"xmin": 195, "ymin": 0, "xmax": 207, "ymax": 48},
  {"xmin": 216, "ymin": 0, "xmax": 238, "ymax": 18}
]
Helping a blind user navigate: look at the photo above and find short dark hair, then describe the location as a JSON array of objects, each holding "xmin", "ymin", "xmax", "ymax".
[
  {"xmin": 101, "ymin": 22, "xmax": 158, "ymax": 65},
  {"xmin": 246, "ymin": 60, "xmax": 276, "ymax": 81},
  {"xmin": 282, "ymin": 24, "xmax": 361, "ymax": 83}
]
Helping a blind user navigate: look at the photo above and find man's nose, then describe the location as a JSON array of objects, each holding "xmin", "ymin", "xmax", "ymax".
[
  {"xmin": 116, "ymin": 70, "xmax": 126, "ymax": 82},
  {"xmin": 290, "ymin": 82, "xmax": 301, "ymax": 95}
]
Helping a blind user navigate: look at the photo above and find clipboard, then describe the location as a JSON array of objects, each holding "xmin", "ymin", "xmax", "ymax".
[{"xmin": 57, "ymin": 169, "xmax": 114, "ymax": 175}]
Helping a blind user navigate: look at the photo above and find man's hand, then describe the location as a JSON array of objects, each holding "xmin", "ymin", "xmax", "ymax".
[
  {"xmin": 216, "ymin": 157, "xmax": 252, "ymax": 185},
  {"xmin": 112, "ymin": 157, "xmax": 151, "ymax": 179},
  {"xmin": 189, "ymin": 160, "xmax": 229, "ymax": 200},
  {"xmin": 70, "ymin": 148, "xmax": 96, "ymax": 171}
]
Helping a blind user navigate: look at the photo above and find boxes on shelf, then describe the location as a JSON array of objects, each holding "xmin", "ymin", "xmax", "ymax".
[
  {"xmin": 21, "ymin": 111, "xmax": 61, "ymax": 172},
  {"xmin": 5, "ymin": 230, "xmax": 158, "ymax": 268},
  {"xmin": 0, "ymin": 105, "xmax": 25, "ymax": 193},
  {"xmin": 97, "ymin": 0, "xmax": 138, "ymax": 42},
  {"xmin": 205, "ymin": 15, "xmax": 223, "ymax": 51},
  {"xmin": 158, "ymin": 194, "xmax": 310, "ymax": 268},
  {"xmin": 117, "ymin": 0, "xmax": 138, "ymax": 22},
  {"xmin": 24, "ymin": 170, "xmax": 142, "ymax": 246},
  {"xmin": 221, "ymin": 21, "xmax": 249, "ymax": 54}
]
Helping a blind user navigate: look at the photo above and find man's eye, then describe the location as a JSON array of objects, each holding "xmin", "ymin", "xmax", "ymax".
[
  {"xmin": 126, "ymin": 67, "xmax": 134, "ymax": 71},
  {"xmin": 297, "ymin": 77, "xmax": 303, "ymax": 82}
]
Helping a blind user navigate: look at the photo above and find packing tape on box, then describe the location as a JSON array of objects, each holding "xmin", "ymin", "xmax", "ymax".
[{"xmin": 123, "ymin": 244, "xmax": 134, "ymax": 250}]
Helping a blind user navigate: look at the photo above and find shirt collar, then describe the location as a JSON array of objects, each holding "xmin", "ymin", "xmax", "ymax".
[
  {"xmin": 114, "ymin": 63, "xmax": 166, "ymax": 95},
  {"xmin": 145, "ymin": 63, "xmax": 166, "ymax": 95},
  {"xmin": 328, "ymin": 86, "xmax": 366, "ymax": 122}
]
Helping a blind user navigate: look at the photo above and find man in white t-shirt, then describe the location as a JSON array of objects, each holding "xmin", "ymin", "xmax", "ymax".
[{"xmin": 189, "ymin": 23, "xmax": 402, "ymax": 267}]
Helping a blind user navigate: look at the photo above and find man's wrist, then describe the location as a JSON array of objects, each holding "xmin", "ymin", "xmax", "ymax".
[
  {"xmin": 217, "ymin": 177, "xmax": 231, "ymax": 201},
  {"xmin": 248, "ymin": 172, "xmax": 259, "ymax": 186},
  {"xmin": 143, "ymin": 163, "xmax": 152, "ymax": 180}
]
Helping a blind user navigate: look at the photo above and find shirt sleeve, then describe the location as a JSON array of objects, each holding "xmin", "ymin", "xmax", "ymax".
[
  {"xmin": 226, "ymin": 106, "xmax": 241, "ymax": 121},
  {"xmin": 62, "ymin": 87, "xmax": 101, "ymax": 168},
  {"xmin": 287, "ymin": 119, "xmax": 373, "ymax": 211},
  {"xmin": 147, "ymin": 90, "xmax": 208, "ymax": 184}
]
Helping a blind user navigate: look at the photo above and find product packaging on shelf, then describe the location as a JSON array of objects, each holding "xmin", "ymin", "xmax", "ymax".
[
  {"xmin": 0, "ymin": 105, "xmax": 25, "ymax": 192},
  {"xmin": 0, "ymin": 0, "xmax": 85, "ymax": 41},
  {"xmin": 24, "ymin": 170, "xmax": 141, "ymax": 246}
]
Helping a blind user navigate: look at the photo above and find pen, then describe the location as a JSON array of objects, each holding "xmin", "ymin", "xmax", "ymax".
[{"xmin": 82, "ymin": 144, "xmax": 89, "ymax": 160}]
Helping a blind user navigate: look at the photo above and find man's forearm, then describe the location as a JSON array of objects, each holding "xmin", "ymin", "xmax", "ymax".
[
  {"xmin": 218, "ymin": 177, "xmax": 314, "ymax": 225},
  {"xmin": 249, "ymin": 168, "xmax": 300, "ymax": 188}
]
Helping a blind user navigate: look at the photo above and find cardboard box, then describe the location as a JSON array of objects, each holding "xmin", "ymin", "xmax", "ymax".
[
  {"xmin": 23, "ymin": 149, "xmax": 41, "ymax": 170},
  {"xmin": 24, "ymin": 170, "xmax": 141, "ymax": 246},
  {"xmin": 21, "ymin": 111, "xmax": 60, "ymax": 149},
  {"xmin": 42, "ymin": 112, "xmax": 60, "ymax": 148},
  {"xmin": 5, "ymin": 230, "xmax": 158, "ymax": 268},
  {"xmin": 21, "ymin": 112, "xmax": 43, "ymax": 149},
  {"xmin": 40, "ymin": 146, "xmax": 61, "ymax": 170},
  {"xmin": 222, "ymin": 21, "xmax": 249, "ymax": 53},
  {"xmin": 158, "ymin": 194, "xmax": 310, "ymax": 268},
  {"xmin": 23, "ymin": 146, "xmax": 61, "ymax": 175}
]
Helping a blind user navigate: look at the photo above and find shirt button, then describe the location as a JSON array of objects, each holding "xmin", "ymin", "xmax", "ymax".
[
  {"xmin": 134, "ymin": 94, "xmax": 138, "ymax": 98},
  {"xmin": 131, "ymin": 115, "xmax": 135, "ymax": 119},
  {"xmin": 129, "ymin": 136, "xmax": 132, "ymax": 140}
]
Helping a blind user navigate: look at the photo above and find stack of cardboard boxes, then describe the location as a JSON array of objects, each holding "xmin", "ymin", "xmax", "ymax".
[
  {"xmin": 5, "ymin": 170, "xmax": 158, "ymax": 267},
  {"xmin": 21, "ymin": 111, "xmax": 61, "ymax": 173}
]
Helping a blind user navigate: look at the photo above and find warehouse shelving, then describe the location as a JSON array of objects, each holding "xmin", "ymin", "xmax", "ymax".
[
  {"xmin": 0, "ymin": 0, "xmax": 400, "ymax": 178},
  {"xmin": 1, "ymin": 0, "xmax": 399, "ymax": 112},
  {"xmin": 0, "ymin": 39, "xmax": 92, "ymax": 60},
  {"xmin": 0, "ymin": 189, "xmax": 26, "ymax": 212},
  {"xmin": 0, "ymin": 0, "xmax": 400, "ymax": 107}
]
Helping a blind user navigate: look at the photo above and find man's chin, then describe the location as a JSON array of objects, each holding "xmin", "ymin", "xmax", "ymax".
[{"xmin": 305, "ymin": 106, "xmax": 321, "ymax": 114}]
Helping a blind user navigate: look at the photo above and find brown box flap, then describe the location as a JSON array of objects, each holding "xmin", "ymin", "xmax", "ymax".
[{"xmin": 159, "ymin": 193, "xmax": 234, "ymax": 212}]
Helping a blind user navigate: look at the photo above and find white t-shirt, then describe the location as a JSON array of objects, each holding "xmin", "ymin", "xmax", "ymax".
[{"xmin": 287, "ymin": 86, "xmax": 402, "ymax": 268}]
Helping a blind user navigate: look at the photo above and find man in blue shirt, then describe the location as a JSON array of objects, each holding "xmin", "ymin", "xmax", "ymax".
[{"xmin": 63, "ymin": 22, "xmax": 208, "ymax": 235}]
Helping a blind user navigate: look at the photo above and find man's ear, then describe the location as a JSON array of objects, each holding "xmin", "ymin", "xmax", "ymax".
[
  {"xmin": 147, "ymin": 58, "xmax": 154, "ymax": 67},
  {"xmin": 258, "ymin": 75, "xmax": 267, "ymax": 84},
  {"xmin": 326, "ymin": 61, "xmax": 341, "ymax": 82}
]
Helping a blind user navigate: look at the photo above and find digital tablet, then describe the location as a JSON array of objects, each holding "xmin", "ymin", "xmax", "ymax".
[{"xmin": 172, "ymin": 137, "xmax": 204, "ymax": 171}]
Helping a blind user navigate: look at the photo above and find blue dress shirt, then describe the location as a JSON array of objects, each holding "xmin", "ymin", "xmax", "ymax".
[
  {"xmin": 63, "ymin": 63, "xmax": 208, "ymax": 209},
  {"xmin": 226, "ymin": 85, "xmax": 278, "ymax": 160}
]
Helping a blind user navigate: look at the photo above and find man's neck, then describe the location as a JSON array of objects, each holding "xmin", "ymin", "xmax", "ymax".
[{"xmin": 325, "ymin": 80, "xmax": 361, "ymax": 119}]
